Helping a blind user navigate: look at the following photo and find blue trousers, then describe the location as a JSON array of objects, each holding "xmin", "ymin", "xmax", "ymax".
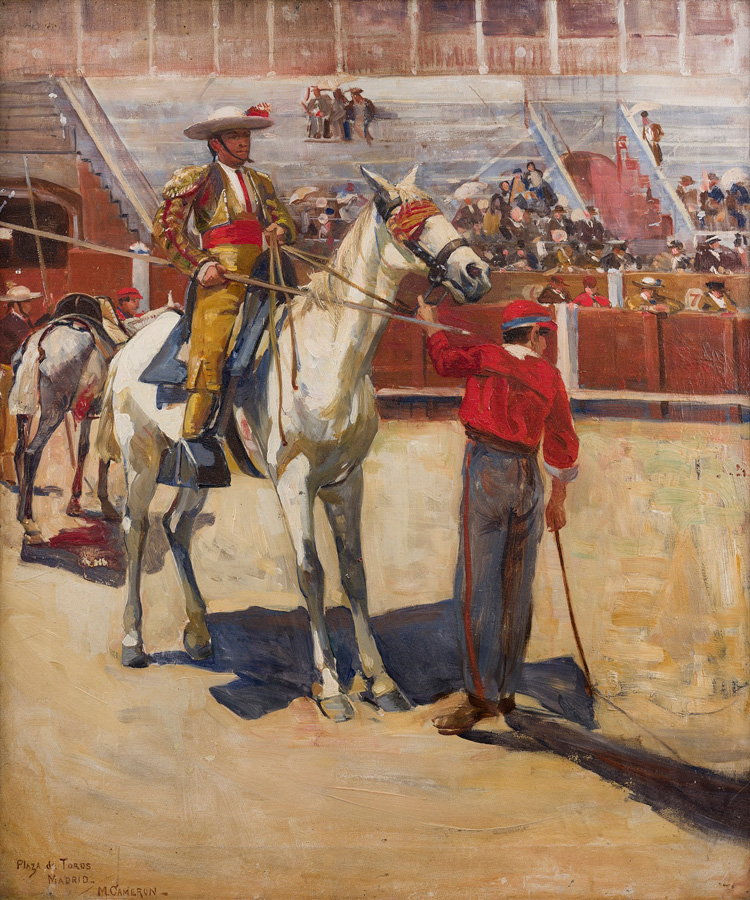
[{"xmin": 453, "ymin": 440, "xmax": 545, "ymax": 703}]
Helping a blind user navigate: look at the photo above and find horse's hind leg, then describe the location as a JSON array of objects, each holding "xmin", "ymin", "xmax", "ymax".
[
  {"xmin": 321, "ymin": 466, "xmax": 411, "ymax": 713},
  {"xmin": 276, "ymin": 456, "xmax": 354, "ymax": 722},
  {"xmin": 121, "ymin": 454, "xmax": 160, "ymax": 668},
  {"xmin": 17, "ymin": 404, "xmax": 65, "ymax": 542},
  {"xmin": 66, "ymin": 416, "xmax": 92, "ymax": 517},
  {"xmin": 163, "ymin": 487, "xmax": 213, "ymax": 661}
]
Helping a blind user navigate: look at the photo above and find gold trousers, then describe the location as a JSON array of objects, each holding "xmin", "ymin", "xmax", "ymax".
[{"xmin": 183, "ymin": 243, "xmax": 262, "ymax": 436}]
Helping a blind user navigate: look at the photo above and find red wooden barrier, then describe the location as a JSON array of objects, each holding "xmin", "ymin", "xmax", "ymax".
[
  {"xmin": 577, "ymin": 309, "xmax": 660, "ymax": 391},
  {"xmin": 660, "ymin": 313, "xmax": 737, "ymax": 394}
]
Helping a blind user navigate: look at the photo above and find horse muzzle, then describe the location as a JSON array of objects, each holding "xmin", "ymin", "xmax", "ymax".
[{"xmin": 444, "ymin": 257, "xmax": 492, "ymax": 304}]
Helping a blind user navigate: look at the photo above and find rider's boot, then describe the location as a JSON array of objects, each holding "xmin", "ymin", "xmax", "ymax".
[{"xmin": 157, "ymin": 389, "xmax": 231, "ymax": 489}]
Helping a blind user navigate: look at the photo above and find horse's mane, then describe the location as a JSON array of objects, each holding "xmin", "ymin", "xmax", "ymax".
[{"xmin": 303, "ymin": 183, "xmax": 434, "ymax": 314}]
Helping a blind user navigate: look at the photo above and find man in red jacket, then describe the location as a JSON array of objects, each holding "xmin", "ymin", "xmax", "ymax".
[{"xmin": 416, "ymin": 297, "xmax": 579, "ymax": 735}]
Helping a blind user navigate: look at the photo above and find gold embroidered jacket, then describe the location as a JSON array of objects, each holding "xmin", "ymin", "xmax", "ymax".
[{"xmin": 153, "ymin": 163, "xmax": 296, "ymax": 278}]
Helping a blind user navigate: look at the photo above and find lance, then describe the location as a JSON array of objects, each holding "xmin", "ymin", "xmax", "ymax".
[{"xmin": 0, "ymin": 220, "xmax": 470, "ymax": 337}]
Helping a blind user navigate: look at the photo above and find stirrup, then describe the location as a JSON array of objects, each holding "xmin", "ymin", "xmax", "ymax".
[{"xmin": 157, "ymin": 435, "xmax": 231, "ymax": 489}]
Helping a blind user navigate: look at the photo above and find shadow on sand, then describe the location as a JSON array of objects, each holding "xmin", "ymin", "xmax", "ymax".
[
  {"xmin": 151, "ymin": 598, "xmax": 595, "ymax": 727},
  {"xmin": 151, "ymin": 598, "xmax": 749, "ymax": 842},
  {"xmin": 465, "ymin": 711, "xmax": 750, "ymax": 842}
]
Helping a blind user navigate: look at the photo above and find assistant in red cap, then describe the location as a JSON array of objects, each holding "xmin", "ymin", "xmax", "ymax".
[
  {"xmin": 115, "ymin": 288, "xmax": 143, "ymax": 321},
  {"xmin": 573, "ymin": 275, "xmax": 610, "ymax": 307},
  {"xmin": 416, "ymin": 293, "xmax": 578, "ymax": 737}
]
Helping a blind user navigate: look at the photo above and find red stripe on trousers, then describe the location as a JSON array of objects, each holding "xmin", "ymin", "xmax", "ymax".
[{"xmin": 462, "ymin": 445, "xmax": 484, "ymax": 700}]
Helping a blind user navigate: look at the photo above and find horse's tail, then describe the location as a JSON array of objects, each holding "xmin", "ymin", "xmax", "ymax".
[{"xmin": 95, "ymin": 359, "xmax": 121, "ymax": 465}]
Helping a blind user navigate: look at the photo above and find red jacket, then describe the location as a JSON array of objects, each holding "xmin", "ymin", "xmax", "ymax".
[{"xmin": 426, "ymin": 332, "xmax": 579, "ymax": 480}]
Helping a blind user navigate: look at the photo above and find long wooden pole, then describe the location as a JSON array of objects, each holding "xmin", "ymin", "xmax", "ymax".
[
  {"xmin": 0, "ymin": 219, "xmax": 170, "ymax": 266},
  {"xmin": 22, "ymin": 157, "xmax": 50, "ymax": 305},
  {"xmin": 0, "ymin": 219, "xmax": 470, "ymax": 335}
]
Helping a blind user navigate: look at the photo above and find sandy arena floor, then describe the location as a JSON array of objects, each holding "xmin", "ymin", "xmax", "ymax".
[{"xmin": 1, "ymin": 417, "xmax": 748, "ymax": 900}]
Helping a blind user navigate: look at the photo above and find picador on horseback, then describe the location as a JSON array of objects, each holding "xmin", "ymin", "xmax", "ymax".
[{"xmin": 152, "ymin": 104, "xmax": 296, "ymax": 487}]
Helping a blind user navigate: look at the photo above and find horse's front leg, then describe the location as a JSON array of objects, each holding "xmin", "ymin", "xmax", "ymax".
[
  {"xmin": 120, "ymin": 454, "xmax": 160, "ymax": 668},
  {"xmin": 276, "ymin": 455, "xmax": 354, "ymax": 722},
  {"xmin": 321, "ymin": 466, "xmax": 411, "ymax": 713},
  {"xmin": 162, "ymin": 486, "xmax": 212, "ymax": 661},
  {"xmin": 66, "ymin": 415, "xmax": 91, "ymax": 517}
]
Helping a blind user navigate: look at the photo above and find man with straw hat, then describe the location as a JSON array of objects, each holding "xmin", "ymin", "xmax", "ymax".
[
  {"xmin": 153, "ymin": 104, "xmax": 295, "ymax": 486},
  {"xmin": 625, "ymin": 276, "xmax": 682, "ymax": 313},
  {"xmin": 0, "ymin": 285, "xmax": 39, "ymax": 485}
]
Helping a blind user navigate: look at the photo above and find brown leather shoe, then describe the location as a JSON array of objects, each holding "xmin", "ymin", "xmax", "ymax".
[{"xmin": 432, "ymin": 694, "xmax": 498, "ymax": 735}]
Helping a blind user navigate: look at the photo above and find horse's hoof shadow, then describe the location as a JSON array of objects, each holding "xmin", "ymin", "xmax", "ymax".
[{"xmin": 316, "ymin": 692, "xmax": 356, "ymax": 722}]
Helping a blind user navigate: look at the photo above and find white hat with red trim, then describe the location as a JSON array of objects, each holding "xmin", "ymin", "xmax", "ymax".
[{"xmin": 184, "ymin": 105, "xmax": 274, "ymax": 140}]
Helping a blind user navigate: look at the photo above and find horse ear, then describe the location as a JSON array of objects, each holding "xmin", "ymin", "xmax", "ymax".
[
  {"xmin": 360, "ymin": 166, "xmax": 395, "ymax": 196},
  {"xmin": 401, "ymin": 165, "xmax": 419, "ymax": 187}
]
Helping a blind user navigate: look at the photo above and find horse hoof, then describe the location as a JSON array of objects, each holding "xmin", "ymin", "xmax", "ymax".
[
  {"xmin": 316, "ymin": 692, "xmax": 356, "ymax": 722},
  {"xmin": 121, "ymin": 644, "xmax": 149, "ymax": 668},
  {"xmin": 21, "ymin": 519, "xmax": 43, "ymax": 545},
  {"xmin": 183, "ymin": 628, "xmax": 213, "ymax": 661},
  {"xmin": 373, "ymin": 687, "xmax": 412, "ymax": 713},
  {"xmin": 66, "ymin": 499, "xmax": 83, "ymax": 518}
]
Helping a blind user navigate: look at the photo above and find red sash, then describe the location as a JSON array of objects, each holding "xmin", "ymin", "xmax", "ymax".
[{"xmin": 202, "ymin": 220, "xmax": 263, "ymax": 249}]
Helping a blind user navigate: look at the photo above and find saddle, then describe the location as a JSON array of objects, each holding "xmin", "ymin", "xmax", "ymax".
[
  {"xmin": 140, "ymin": 251, "xmax": 298, "ymax": 477},
  {"xmin": 141, "ymin": 250, "xmax": 297, "ymax": 402}
]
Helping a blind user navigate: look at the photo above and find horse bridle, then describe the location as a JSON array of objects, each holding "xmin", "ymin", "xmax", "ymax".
[{"xmin": 374, "ymin": 192, "xmax": 470, "ymax": 299}]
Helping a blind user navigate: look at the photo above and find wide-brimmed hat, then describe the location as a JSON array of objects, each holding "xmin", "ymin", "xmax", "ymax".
[
  {"xmin": 704, "ymin": 234, "xmax": 721, "ymax": 245},
  {"xmin": 634, "ymin": 276, "xmax": 663, "ymax": 292},
  {"xmin": 705, "ymin": 280, "xmax": 726, "ymax": 292},
  {"xmin": 549, "ymin": 275, "xmax": 568, "ymax": 286},
  {"xmin": 502, "ymin": 299, "xmax": 557, "ymax": 332},
  {"xmin": 184, "ymin": 105, "xmax": 274, "ymax": 140},
  {"xmin": 679, "ymin": 176, "xmax": 695, "ymax": 185},
  {"xmin": 0, "ymin": 284, "xmax": 42, "ymax": 303}
]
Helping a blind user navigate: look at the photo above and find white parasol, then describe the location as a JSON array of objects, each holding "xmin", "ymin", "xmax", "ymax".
[
  {"xmin": 720, "ymin": 168, "xmax": 748, "ymax": 190},
  {"xmin": 289, "ymin": 186, "xmax": 321, "ymax": 204},
  {"xmin": 453, "ymin": 180, "xmax": 489, "ymax": 200}
]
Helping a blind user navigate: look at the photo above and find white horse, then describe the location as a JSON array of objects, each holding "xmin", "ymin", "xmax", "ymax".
[{"xmin": 98, "ymin": 166, "xmax": 491, "ymax": 720}]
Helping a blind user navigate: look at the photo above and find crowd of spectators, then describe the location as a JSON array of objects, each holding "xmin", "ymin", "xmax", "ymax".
[
  {"xmin": 447, "ymin": 163, "xmax": 748, "ymax": 277},
  {"xmin": 677, "ymin": 172, "xmax": 750, "ymax": 232}
]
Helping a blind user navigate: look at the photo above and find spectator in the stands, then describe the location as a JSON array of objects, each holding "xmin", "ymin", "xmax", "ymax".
[
  {"xmin": 482, "ymin": 196, "xmax": 503, "ymax": 237},
  {"xmin": 573, "ymin": 275, "xmax": 611, "ymax": 308},
  {"xmin": 575, "ymin": 206, "xmax": 606, "ymax": 244},
  {"xmin": 676, "ymin": 176, "xmax": 701, "ymax": 228},
  {"xmin": 546, "ymin": 205, "xmax": 574, "ymax": 240},
  {"xmin": 575, "ymin": 240, "xmax": 605, "ymax": 270},
  {"xmin": 625, "ymin": 276, "xmax": 681, "ymax": 313},
  {"xmin": 727, "ymin": 179, "xmax": 749, "ymax": 230},
  {"xmin": 538, "ymin": 274, "xmax": 573, "ymax": 305},
  {"xmin": 505, "ymin": 241, "xmax": 539, "ymax": 271},
  {"xmin": 698, "ymin": 280, "xmax": 737, "ymax": 313},
  {"xmin": 652, "ymin": 239, "xmax": 692, "ymax": 272},
  {"xmin": 601, "ymin": 241, "xmax": 641, "ymax": 272},
  {"xmin": 694, "ymin": 234, "xmax": 745, "ymax": 273},
  {"xmin": 700, "ymin": 173, "xmax": 726, "ymax": 231},
  {"xmin": 555, "ymin": 242, "xmax": 578, "ymax": 272},
  {"xmin": 452, "ymin": 199, "xmax": 483, "ymax": 236}
]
